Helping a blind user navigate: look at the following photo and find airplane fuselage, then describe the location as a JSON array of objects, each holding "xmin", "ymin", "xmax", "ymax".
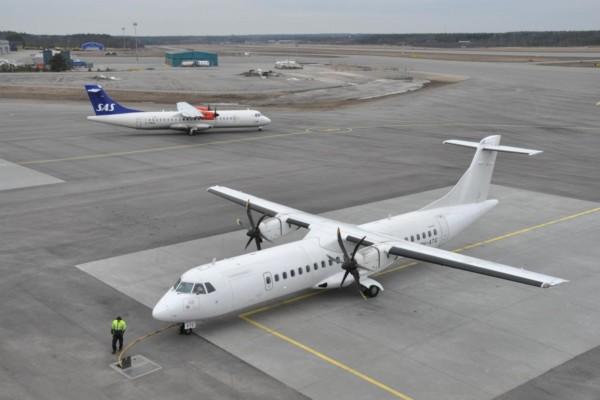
[
  {"xmin": 152, "ymin": 200, "xmax": 497, "ymax": 322},
  {"xmin": 88, "ymin": 109, "xmax": 271, "ymax": 131}
]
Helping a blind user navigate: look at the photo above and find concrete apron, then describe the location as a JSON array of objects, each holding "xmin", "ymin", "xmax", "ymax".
[{"xmin": 78, "ymin": 185, "xmax": 600, "ymax": 400}]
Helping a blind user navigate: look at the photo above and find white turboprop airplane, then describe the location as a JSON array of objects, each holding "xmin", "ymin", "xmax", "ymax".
[
  {"xmin": 84, "ymin": 84, "xmax": 271, "ymax": 135},
  {"xmin": 152, "ymin": 135, "xmax": 567, "ymax": 333}
]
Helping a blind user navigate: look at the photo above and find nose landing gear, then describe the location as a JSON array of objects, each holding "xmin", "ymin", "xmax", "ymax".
[{"xmin": 179, "ymin": 321, "xmax": 196, "ymax": 335}]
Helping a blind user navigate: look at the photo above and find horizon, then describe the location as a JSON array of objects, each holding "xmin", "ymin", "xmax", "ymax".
[{"xmin": 5, "ymin": 29, "xmax": 600, "ymax": 38}]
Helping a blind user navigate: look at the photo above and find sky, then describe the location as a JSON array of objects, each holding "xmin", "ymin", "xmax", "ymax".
[{"xmin": 2, "ymin": 0, "xmax": 599, "ymax": 36}]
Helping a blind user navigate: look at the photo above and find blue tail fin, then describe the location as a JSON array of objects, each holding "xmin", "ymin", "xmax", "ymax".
[{"xmin": 84, "ymin": 84, "xmax": 141, "ymax": 115}]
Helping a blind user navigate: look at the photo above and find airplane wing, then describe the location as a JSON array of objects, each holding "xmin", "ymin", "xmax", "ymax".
[
  {"xmin": 176, "ymin": 102, "xmax": 203, "ymax": 118},
  {"xmin": 207, "ymin": 185, "xmax": 330, "ymax": 229},
  {"xmin": 346, "ymin": 234, "xmax": 567, "ymax": 288},
  {"xmin": 208, "ymin": 186, "xmax": 567, "ymax": 288}
]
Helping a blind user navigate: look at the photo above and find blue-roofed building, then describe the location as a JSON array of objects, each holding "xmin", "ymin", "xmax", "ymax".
[{"xmin": 80, "ymin": 42, "xmax": 105, "ymax": 51}]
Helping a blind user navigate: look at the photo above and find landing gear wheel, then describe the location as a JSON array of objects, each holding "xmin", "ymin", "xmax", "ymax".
[
  {"xmin": 179, "ymin": 323, "xmax": 193, "ymax": 335},
  {"xmin": 258, "ymin": 126, "xmax": 263, "ymax": 131},
  {"xmin": 362, "ymin": 285, "xmax": 380, "ymax": 298}
]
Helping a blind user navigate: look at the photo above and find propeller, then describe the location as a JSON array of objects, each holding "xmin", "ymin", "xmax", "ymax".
[
  {"xmin": 332, "ymin": 228, "xmax": 368, "ymax": 299},
  {"xmin": 208, "ymin": 104, "xmax": 219, "ymax": 117},
  {"xmin": 236, "ymin": 200, "xmax": 271, "ymax": 250}
]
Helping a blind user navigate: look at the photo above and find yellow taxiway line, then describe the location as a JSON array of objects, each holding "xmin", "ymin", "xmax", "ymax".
[
  {"xmin": 239, "ymin": 205, "xmax": 600, "ymax": 399},
  {"xmin": 239, "ymin": 314, "xmax": 415, "ymax": 400}
]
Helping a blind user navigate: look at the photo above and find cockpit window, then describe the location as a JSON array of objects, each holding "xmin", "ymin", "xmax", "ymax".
[
  {"xmin": 176, "ymin": 281, "xmax": 193, "ymax": 293},
  {"xmin": 205, "ymin": 282, "xmax": 215, "ymax": 293},
  {"xmin": 193, "ymin": 283, "xmax": 206, "ymax": 295},
  {"xmin": 173, "ymin": 278, "xmax": 181, "ymax": 289}
]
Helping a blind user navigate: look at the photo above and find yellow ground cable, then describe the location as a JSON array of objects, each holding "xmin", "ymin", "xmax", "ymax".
[{"xmin": 116, "ymin": 322, "xmax": 179, "ymax": 368}]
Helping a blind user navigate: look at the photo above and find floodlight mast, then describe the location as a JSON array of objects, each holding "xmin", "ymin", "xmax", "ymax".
[{"xmin": 133, "ymin": 22, "xmax": 138, "ymax": 63}]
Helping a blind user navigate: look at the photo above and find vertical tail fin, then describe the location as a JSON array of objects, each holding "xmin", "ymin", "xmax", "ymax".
[
  {"xmin": 423, "ymin": 135, "xmax": 542, "ymax": 209},
  {"xmin": 84, "ymin": 84, "xmax": 140, "ymax": 115}
]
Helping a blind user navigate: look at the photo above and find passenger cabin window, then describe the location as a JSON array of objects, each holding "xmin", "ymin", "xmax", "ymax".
[
  {"xmin": 205, "ymin": 282, "xmax": 216, "ymax": 293},
  {"xmin": 275, "ymin": 274, "xmax": 279, "ymax": 282},
  {"xmin": 434, "ymin": 229, "xmax": 438, "ymax": 235},
  {"xmin": 290, "ymin": 269, "xmax": 295, "ymax": 277},
  {"xmin": 306, "ymin": 265, "xmax": 310, "ymax": 273},
  {"xmin": 298, "ymin": 267, "xmax": 303, "ymax": 275},
  {"xmin": 321, "ymin": 261, "xmax": 326, "ymax": 268},
  {"xmin": 193, "ymin": 283, "xmax": 206, "ymax": 295},
  {"xmin": 283, "ymin": 272, "xmax": 288, "ymax": 279},
  {"xmin": 416, "ymin": 234, "xmax": 420, "ymax": 240},
  {"xmin": 328, "ymin": 258, "xmax": 333, "ymax": 266},
  {"xmin": 428, "ymin": 231, "xmax": 431, "ymax": 237},
  {"xmin": 176, "ymin": 281, "xmax": 194, "ymax": 294},
  {"xmin": 410, "ymin": 236, "xmax": 414, "ymax": 242}
]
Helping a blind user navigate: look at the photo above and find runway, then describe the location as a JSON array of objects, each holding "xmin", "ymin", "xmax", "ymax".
[{"xmin": 0, "ymin": 52, "xmax": 599, "ymax": 400}]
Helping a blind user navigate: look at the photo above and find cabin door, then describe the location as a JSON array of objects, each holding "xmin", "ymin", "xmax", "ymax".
[{"xmin": 263, "ymin": 272, "xmax": 273, "ymax": 291}]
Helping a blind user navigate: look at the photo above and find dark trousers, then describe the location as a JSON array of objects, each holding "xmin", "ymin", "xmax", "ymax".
[{"xmin": 112, "ymin": 332, "xmax": 124, "ymax": 352}]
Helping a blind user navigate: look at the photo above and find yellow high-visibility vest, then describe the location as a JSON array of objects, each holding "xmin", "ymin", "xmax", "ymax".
[{"xmin": 111, "ymin": 319, "xmax": 127, "ymax": 332}]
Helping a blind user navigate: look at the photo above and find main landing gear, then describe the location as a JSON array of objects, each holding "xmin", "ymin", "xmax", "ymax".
[
  {"xmin": 188, "ymin": 129, "xmax": 199, "ymax": 136},
  {"xmin": 361, "ymin": 285, "xmax": 380, "ymax": 298}
]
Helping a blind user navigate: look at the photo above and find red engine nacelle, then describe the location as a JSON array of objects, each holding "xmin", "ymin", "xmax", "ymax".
[{"xmin": 195, "ymin": 106, "xmax": 216, "ymax": 120}]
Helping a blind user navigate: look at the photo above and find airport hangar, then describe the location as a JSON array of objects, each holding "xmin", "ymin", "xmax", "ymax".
[
  {"xmin": 0, "ymin": 49, "xmax": 600, "ymax": 400},
  {"xmin": 165, "ymin": 50, "xmax": 219, "ymax": 66}
]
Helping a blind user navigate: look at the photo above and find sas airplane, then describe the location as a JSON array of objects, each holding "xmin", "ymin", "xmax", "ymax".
[
  {"xmin": 84, "ymin": 84, "xmax": 271, "ymax": 135},
  {"xmin": 152, "ymin": 135, "xmax": 567, "ymax": 334}
]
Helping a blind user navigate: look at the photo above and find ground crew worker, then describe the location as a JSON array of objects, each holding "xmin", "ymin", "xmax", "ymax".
[{"xmin": 111, "ymin": 316, "xmax": 127, "ymax": 354}]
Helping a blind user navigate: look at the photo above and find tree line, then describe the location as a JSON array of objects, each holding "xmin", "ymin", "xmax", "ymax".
[{"xmin": 2, "ymin": 30, "xmax": 600, "ymax": 49}]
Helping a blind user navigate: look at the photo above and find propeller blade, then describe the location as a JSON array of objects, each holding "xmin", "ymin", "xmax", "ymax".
[
  {"xmin": 244, "ymin": 236, "xmax": 254, "ymax": 249},
  {"xmin": 257, "ymin": 214, "xmax": 268, "ymax": 226},
  {"xmin": 350, "ymin": 269, "xmax": 366, "ymax": 300},
  {"xmin": 246, "ymin": 201, "xmax": 255, "ymax": 228},
  {"xmin": 340, "ymin": 270, "xmax": 350, "ymax": 288},
  {"xmin": 254, "ymin": 235, "xmax": 262, "ymax": 251},
  {"xmin": 351, "ymin": 235, "xmax": 367, "ymax": 261},
  {"xmin": 336, "ymin": 228, "xmax": 350, "ymax": 262}
]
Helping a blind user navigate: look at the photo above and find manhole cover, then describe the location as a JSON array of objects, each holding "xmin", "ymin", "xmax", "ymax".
[{"xmin": 109, "ymin": 354, "xmax": 161, "ymax": 380}]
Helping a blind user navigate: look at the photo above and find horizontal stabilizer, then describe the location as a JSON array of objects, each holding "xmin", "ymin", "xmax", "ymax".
[{"xmin": 443, "ymin": 139, "xmax": 542, "ymax": 156}]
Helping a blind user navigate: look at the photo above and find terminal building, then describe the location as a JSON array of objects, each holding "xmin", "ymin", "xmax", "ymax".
[
  {"xmin": 165, "ymin": 51, "xmax": 218, "ymax": 67},
  {"xmin": 0, "ymin": 40, "xmax": 9, "ymax": 55}
]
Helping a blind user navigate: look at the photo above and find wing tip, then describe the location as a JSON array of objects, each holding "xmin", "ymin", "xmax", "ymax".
[{"xmin": 541, "ymin": 278, "xmax": 569, "ymax": 288}]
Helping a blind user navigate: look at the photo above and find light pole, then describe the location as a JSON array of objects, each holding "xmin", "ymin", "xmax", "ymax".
[
  {"xmin": 121, "ymin": 27, "xmax": 126, "ymax": 49},
  {"xmin": 133, "ymin": 22, "xmax": 138, "ymax": 63}
]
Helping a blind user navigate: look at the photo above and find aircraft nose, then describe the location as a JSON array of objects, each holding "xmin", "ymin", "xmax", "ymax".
[
  {"xmin": 261, "ymin": 116, "xmax": 271, "ymax": 125},
  {"xmin": 152, "ymin": 294, "xmax": 179, "ymax": 321}
]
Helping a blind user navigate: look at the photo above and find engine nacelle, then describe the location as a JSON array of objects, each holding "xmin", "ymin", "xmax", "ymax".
[{"xmin": 258, "ymin": 217, "xmax": 298, "ymax": 241}]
